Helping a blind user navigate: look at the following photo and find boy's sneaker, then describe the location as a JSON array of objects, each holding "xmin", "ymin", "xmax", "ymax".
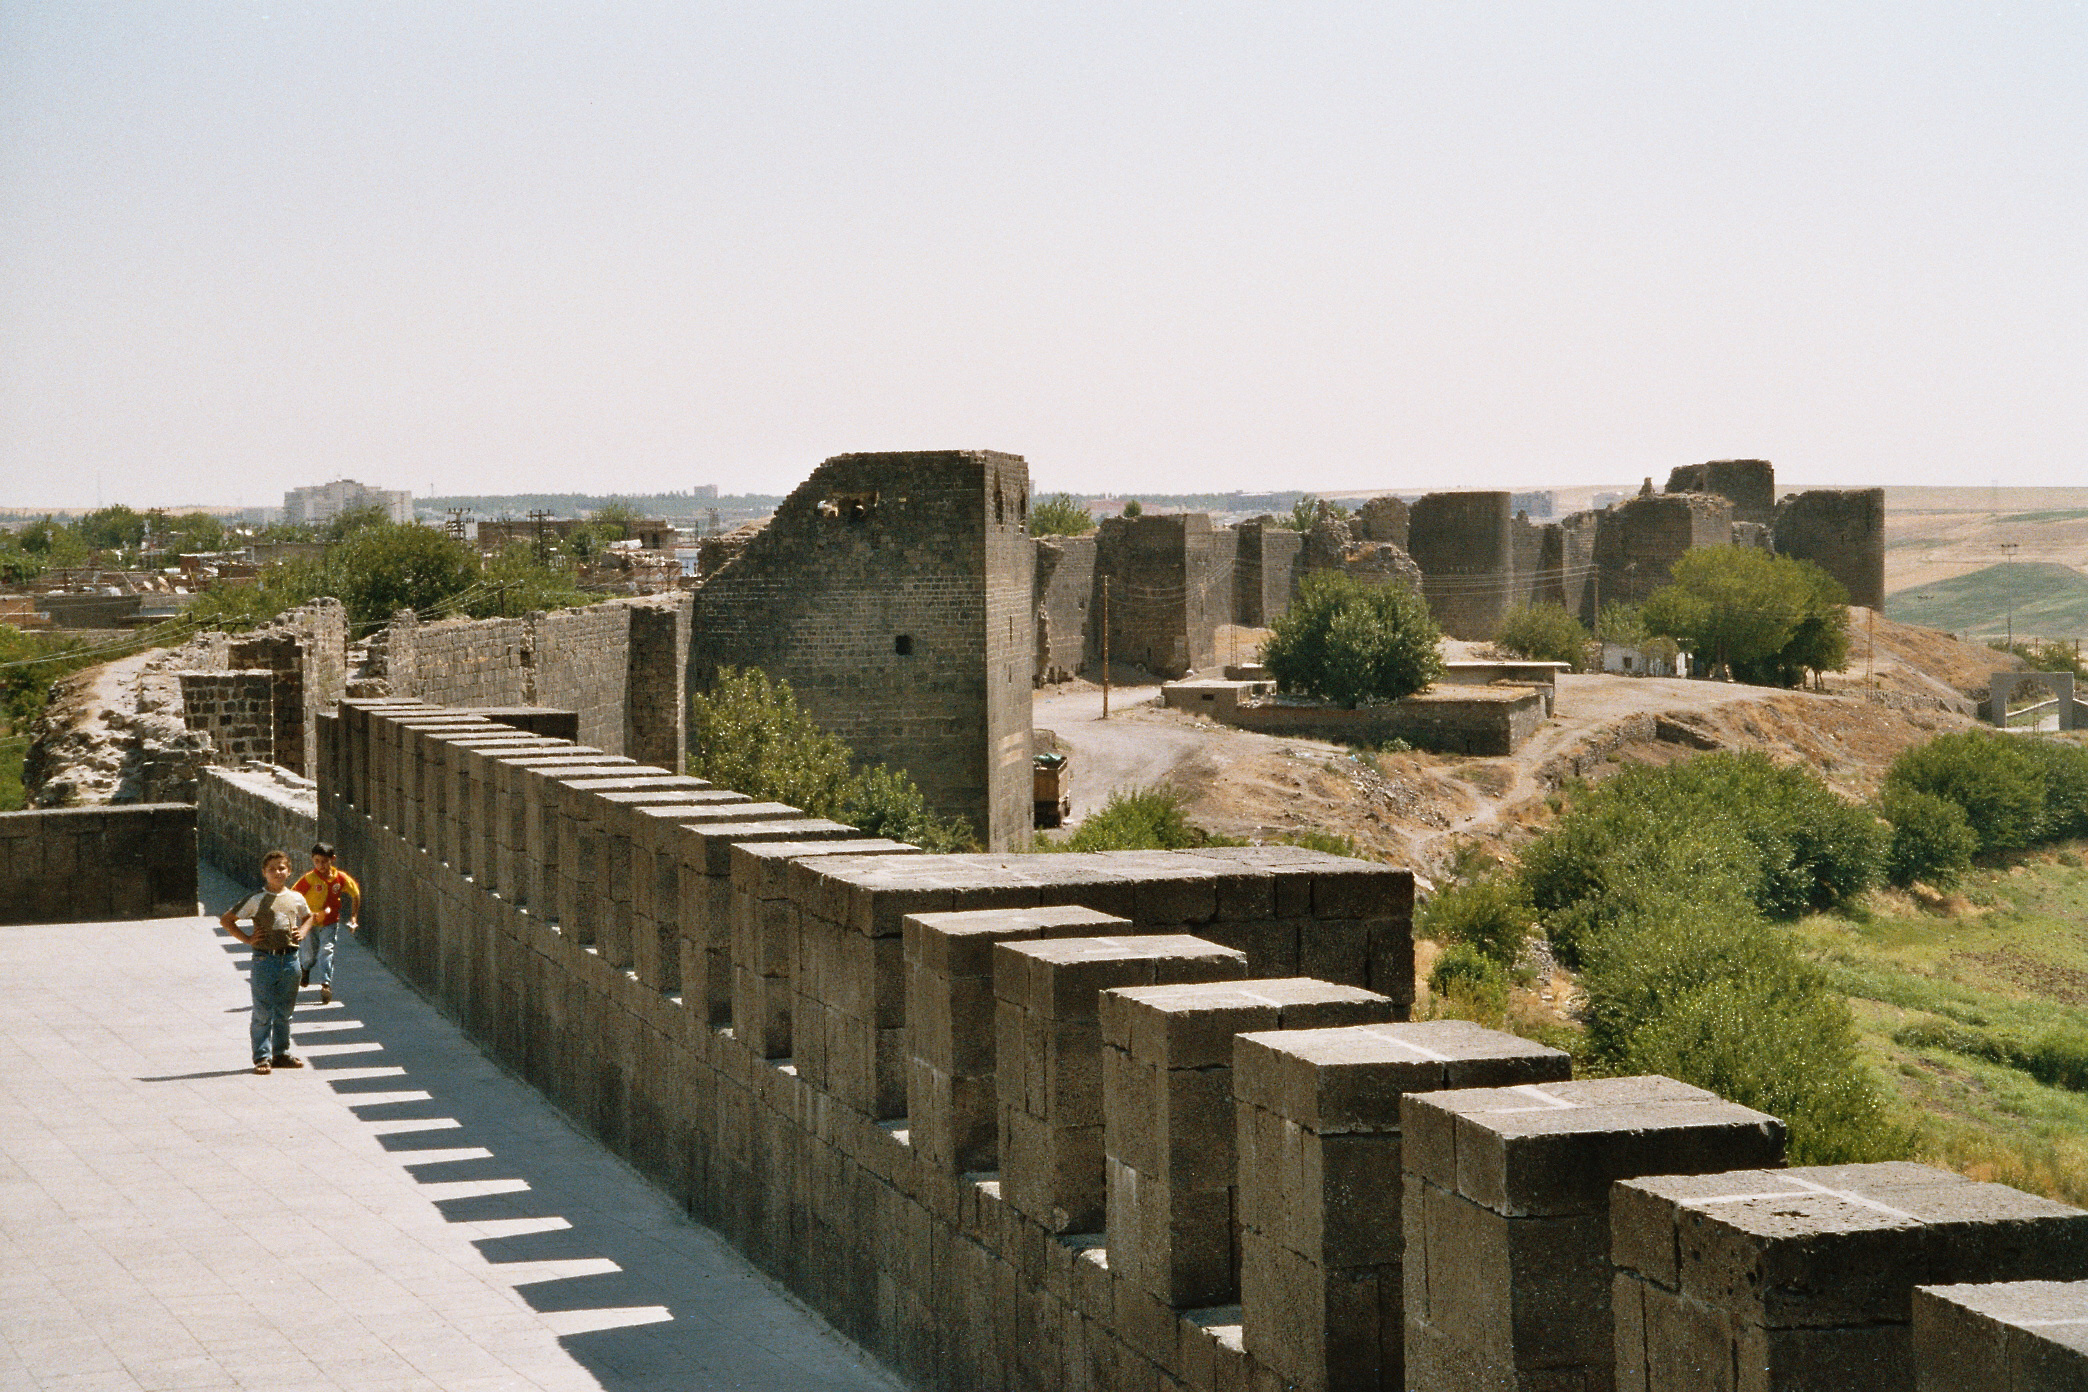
[
  {"xmin": 254, "ymin": 1060, "xmax": 271, "ymax": 1074},
  {"xmin": 320, "ymin": 984, "xmax": 332, "ymax": 1005},
  {"xmin": 270, "ymin": 1054, "xmax": 305, "ymax": 1069}
]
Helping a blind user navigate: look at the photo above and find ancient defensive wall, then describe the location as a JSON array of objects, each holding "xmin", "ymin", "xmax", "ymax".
[
  {"xmin": 1405, "ymin": 492, "xmax": 1515, "ymax": 640},
  {"xmin": 308, "ymin": 697, "xmax": 2088, "ymax": 1391},
  {"xmin": 1776, "ymin": 485, "xmax": 1888, "ymax": 611},
  {"xmin": 1092, "ymin": 513, "xmax": 1234, "ymax": 679},
  {"xmin": 689, "ymin": 451, "xmax": 1033, "ymax": 852}
]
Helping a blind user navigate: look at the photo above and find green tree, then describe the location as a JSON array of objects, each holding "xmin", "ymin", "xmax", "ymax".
[
  {"xmin": 1030, "ymin": 493, "xmax": 1095, "ymax": 537},
  {"xmin": 324, "ymin": 523, "xmax": 480, "ymax": 629},
  {"xmin": 1642, "ymin": 546, "xmax": 1812, "ymax": 680},
  {"xmin": 688, "ymin": 667, "xmax": 977, "ymax": 851},
  {"xmin": 321, "ymin": 505, "xmax": 393, "ymax": 542},
  {"xmin": 1261, "ymin": 571, "xmax": 1444, "ymax": 708},
  {"xmin": 1492, "ymin": 603, "xmax": 1589, "ymax": 670},
  {"xmin": 1049, "ymin": 786, "xmax": 1237, "ymax": 852},
  {"xmin": 1878, "ymin": 786, "xmax": 1978, "ymax": 889},
  {"xmin": 1417, "ymin": 878, "xmax": 1531, "ymax": 966},
  {"xmin": 1287, "ymin": 495, "xmax": 1350, "ymax": 533},
  {"xmin": 1884, "ymin": 730, "xmax": 2048, "ymax": 855},
  {"xmin": 1121, "ymin": 500, "xmax": 1143, "ymax": 518},
  {"xmin": 1594, "ymin": 602, "xmax": 1648, "ymax": 646},
  {"xmin": 77, "ymin": 505, "xmax": 147, "ymax": 552}
]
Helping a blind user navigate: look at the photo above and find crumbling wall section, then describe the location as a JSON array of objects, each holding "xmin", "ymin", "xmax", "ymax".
[
  {"xmin": 1666, "ymin": 458, "xmax": 1776, "ymax": 525},
  {"xmin": 1355, "ymin": 495, "xmax": 1410, "ymax": 548},
  {"xmin": 1774, "ymin": 486, "xmax": 1887, "ymax": 610},
  {"xmin": 1092, "ymin": 512, "xmax": 1225, "ymax": 679},
  {"xmin": 379, "ymin": 596, "xmax": 690, "ymax": 759},
  {"xmin": 688, "ymin": 450, "xmax": 1033, "ymax": 850},
  {"xmin": 1594, "ymin": 491, "xmax": 1734, "ymax": 606},
  {"xmin": 1033, "ymin": 535, "xmax": 1095, "ymax": 684},
  {"xmin": 177, "ymin": 672, "xmax": 277, "ymax": 765},
  {"xmin": 1407, "ymin": 492, "xmax": 1515, "ymax": 640}
]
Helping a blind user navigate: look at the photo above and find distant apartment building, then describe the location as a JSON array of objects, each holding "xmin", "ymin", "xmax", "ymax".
[{"xmin": 282, "ymin": 479, "xmax": 412, "ymax": 526}]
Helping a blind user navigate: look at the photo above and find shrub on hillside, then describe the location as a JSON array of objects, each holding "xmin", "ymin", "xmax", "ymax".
[
  {"xmin": 1884, "ymin": 730, "xmax": 2049, "ymax": 854},
  {"xmin": 1517, "ymin": 753, "xmax": 1881, "ymax": 964},
  {"xmin": 1492, "ymin": 603, "xmax": 1589, "ymax": 670},
  {"xmin": 1428, "ymin": 942, "xmax": 1509, "ymax": 1013},
  {"xmin": 1580, "ymin": 906, "xmax": 1904, "ymax": 1165},
  {"xmin": 1261, "ymin": 571, "xmax": 1444, "ymax": 708},
  {"xmin": 1051, "ymin": 786, "xmax": 1238, "ymax": 852},
  {"xmin": 1879, "ymin": 786, "xmax": 1978, "ymax": 888},
  {"xmin": 2016, "ymin": 739, "xmax": 2088, "ymax": 841},
  {"xmin": 1417, "ymin": 878, "xmax": 1531, "ymax": 967}
]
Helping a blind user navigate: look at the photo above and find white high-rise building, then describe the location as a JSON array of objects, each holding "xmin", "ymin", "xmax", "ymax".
[{"xmin": 282, "ymin": 479, "xmax": 413, "ymax": 526}]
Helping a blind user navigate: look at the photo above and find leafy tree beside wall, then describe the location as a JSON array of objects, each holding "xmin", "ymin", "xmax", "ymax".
[
  {"xmin": 1641, "ymin": 546, "xmax": 1850, "ymax": 686},
  {"xmin": 1030, "ymin": 494, "xmax": 1095, "ymax": 537},
  {"xmin": 688, "ymin": 667, "xmax": 978, "ymax": 852},
  {"xmin": 1492, "ymin": 603, "xmax": 1590, "ymax": 670},
  {"xmin": 1261, "ymin": 571, "xmax": 1444, "ymax": 707}
]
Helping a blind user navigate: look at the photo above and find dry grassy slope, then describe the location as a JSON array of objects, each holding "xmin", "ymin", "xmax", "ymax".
[{"xmin": 1170, "ymin": 620, "xmax": 2012, "ymax": 883}]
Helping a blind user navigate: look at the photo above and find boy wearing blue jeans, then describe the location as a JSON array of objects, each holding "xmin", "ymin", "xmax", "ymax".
[{"xmin": 221, "ymin": 850, "xmax": 314, "ymax": 1075}]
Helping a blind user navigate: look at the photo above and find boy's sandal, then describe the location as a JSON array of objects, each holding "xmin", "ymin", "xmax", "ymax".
[
  {"xmin": 254, "ymin": 1060, "xmax": 271, "ymax": 1074},
  {"xmin": 270, "ymin": 1054, "xmax": 305, "ymax": 1068}
]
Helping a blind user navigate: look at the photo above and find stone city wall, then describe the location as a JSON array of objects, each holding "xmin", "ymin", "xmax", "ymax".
[
  {"xmin": 316, "ymin": 700, "xmax": 2088, "ymax": 1392},
  {"xmin": 177, "ymin": 672, "xmax": 278, "ymax": 767},
  {"xmin": 1666, "ymin": 458, "xmax": 1776, "ymax": 525},
  {"xmin": 1093, "ymin": 513, "xmax": 1230, "ymax": 679},
  {"xmin": 0, "ymin": 803, "xmax": 196, "ymax": 925},
  {"xmin": 379, "ymin": 595, "xmax": 689, "ymax": 765},
  {"xmin": 196, "ymin": 764, "xmax": 319, "ymax": 884},
  {"xmin": 1230, "ymin": 521, "xmax": 1302, "ymax": 630},
  {"xmin": 689, "ymin": 451, "xmax": 1033, "ymax": 851},
  {"xmin": 1405, "ymin": 493, "xmax": 1515, "ymax": 640},
  {"xmin": 1775, "ymin": 486, "xmax": 1888, "ymax": 611},
  {"xmin": 1594, "ymin": 491, "xmax": 1734, "ymax": 607},
  {"xmin": 1035, "ymin": 535, "xmax": 1096, "ymax": 684}
]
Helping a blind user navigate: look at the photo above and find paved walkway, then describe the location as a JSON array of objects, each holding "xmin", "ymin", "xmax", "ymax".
[{"xmin": 0, "ymin": 866, "xmax": 905, "ymax": 1392}]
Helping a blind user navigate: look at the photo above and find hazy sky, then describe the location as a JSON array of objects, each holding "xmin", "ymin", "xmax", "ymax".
[{"xmin": 3, "ymin": 3, "xmax": 2082, "ymax": 507}]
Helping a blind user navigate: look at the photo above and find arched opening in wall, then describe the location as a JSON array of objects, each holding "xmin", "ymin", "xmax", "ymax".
[
  {"xmin": 994, "ymin": 478, "xmax": 1005, "ymax": 526},
  {"xmin": 895, "ymin": 635, "xmax": 913, "ymax": 656}
]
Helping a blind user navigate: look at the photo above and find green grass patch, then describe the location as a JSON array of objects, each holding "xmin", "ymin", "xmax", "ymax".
[
  {"xmin": 1789, "ymin": 848, "xmax": 2088, "ymax": 1201},
  {"xmin": 1884, "ymin": 561, "xmax": 2088, "ymax": 638},
  {"xmin": 1996, "ymin": 509, "xmax": 2088, "ymax": 525}
]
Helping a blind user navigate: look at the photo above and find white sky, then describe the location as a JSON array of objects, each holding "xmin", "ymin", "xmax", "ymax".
[{"xmin": 2, "ymin": 2, "xmax": 2082, "ymax": 507}]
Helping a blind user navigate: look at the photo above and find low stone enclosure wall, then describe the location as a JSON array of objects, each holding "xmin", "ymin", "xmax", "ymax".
[
  {"xmin": 0, "ymin": 803, "xmax": 196, "ymax": 924},
  {"xmin": 316, "ymin": 699, "xmax": 2088, "ymax": 1392},
  {"xmin": 196, "ymin": 765, "xmax": 319, "ymax": 884},
  {"xmin": 1162, "ymin": 680, "xmax": 1546, "ymax": 757}
]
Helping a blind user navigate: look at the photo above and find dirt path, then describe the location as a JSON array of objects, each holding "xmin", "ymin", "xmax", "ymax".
[{"xmin": 1033, "ymin": 685, "xmax": 1199, "ymax": 821}]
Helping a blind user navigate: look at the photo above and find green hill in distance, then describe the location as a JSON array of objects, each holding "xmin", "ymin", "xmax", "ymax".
[{"xmin": 1886, "ymin": 562, "xmax": 2088, "ymax": 640}]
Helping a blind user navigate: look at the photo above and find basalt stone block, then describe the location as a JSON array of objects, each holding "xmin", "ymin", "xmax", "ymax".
[
  {"xmin": 1913, "ymin": 1280, "xmax": 2088, "ymax": 1392},
  {"xmin": 904, "ymin": 906, "xmax": 1132, "ymax": 1175},
  {"xmin": 1404, "ymin": 1076, "xmax": 1785, "ymax": 1392},
  {"xmin": 1101, "ymin": 979, "xmax": 1401, "ymax": 1311},
  {"xmin": 1233, "ymin": 1021, "xmax": 1571, "ymax": 1392},
  {"xmin": 1613, "ymin": 1166, "xmax": 2088, "ymax": 1392},
  {"xmin": 993, "ymin": 935, "xmax": 1247, "ymax": 1234}
]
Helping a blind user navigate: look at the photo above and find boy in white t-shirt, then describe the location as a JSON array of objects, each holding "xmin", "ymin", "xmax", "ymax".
[{"xmin": 220, "ymin": 849, "xmax": 315, "ymax": 1074}]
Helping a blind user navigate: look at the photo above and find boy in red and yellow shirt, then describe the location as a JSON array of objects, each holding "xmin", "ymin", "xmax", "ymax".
[{"xmin": 293, "ymin": 841, "xmax": 361, "ymax": 1005}]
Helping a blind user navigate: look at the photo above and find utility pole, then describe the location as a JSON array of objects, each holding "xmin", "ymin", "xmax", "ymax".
[
  {"xmin": 2001, "ymin": 543, "xmax": 2020, "ymax": 648},
  {"xmin": 528, "ymin": 509, "xmax": 554, "ymax": 565},
  {"xmin": 444, "ymin": 508, "xmax": 471, "ymax": 542},
  {"xmin": 1866, "ymin": 606, "xmax": 1876, "ymax": 693},
  {"xmin": 1100, "ymin": 576, "xmax": 1111, "ymax": 720}
]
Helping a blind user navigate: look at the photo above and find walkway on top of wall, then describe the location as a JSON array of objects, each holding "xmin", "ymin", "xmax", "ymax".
[{"xmin": 0, "ymin": 865, "xmax": 903, "ymax": 1392}]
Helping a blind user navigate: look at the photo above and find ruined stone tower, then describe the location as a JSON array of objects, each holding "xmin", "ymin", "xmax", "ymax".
[
  {"xmin": 688, "ymin": 450, "xmax": 1033, "ymax": 850},
  {"xmin": 1406, "ymin": 491, "xmax": 1515, "ymax": 640},
  {"xmin": 1774, "ymin": 487, "xmax": 1887, "ymax": 610},
  {"xmin": 1665, "ymin": 459, "xmax": 1776, "ymax": 525}
]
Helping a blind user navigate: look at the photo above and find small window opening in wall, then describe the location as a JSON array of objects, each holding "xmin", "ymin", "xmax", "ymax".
[
  {"xmin": 895, "ymin": 635, "xmax": 913, "ymax": 656},
  {"xmin": 818, "ymin": 492, "xmax": 878, "ymax": 522}
]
